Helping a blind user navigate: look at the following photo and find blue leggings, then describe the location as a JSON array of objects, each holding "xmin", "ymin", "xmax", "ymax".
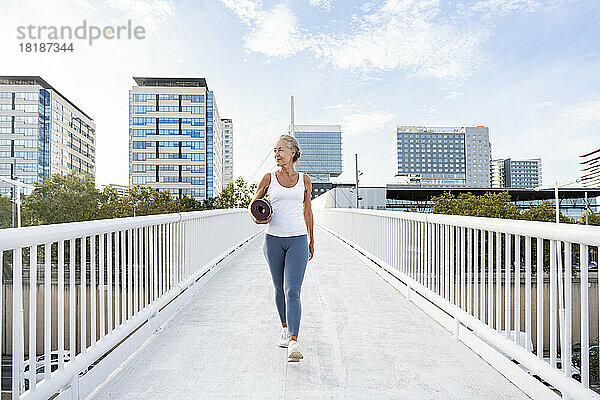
[{"xmin": 263, "ymin": 233, "xmax": 309, "ymax": 338}]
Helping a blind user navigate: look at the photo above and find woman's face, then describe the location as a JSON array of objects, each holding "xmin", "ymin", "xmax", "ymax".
[{"xmin": 274, "ymin": 139, "xmax": 295, "ymax": 167}]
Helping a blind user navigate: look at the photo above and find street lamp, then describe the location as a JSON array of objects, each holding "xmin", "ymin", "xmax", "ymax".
[
  {"xmin": 534, "ymin": 177, "xmax": 582, "ymax": 372},
  {"xmin": 0, "ymin": 176, "xmax": 34, "ymax": 228},
  {"xmin": 533, "ymin": 178, "xmax": 581, "ymax": 224}
]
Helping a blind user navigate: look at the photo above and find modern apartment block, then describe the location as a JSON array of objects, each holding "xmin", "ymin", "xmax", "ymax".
[
  {"xmin": 129, "ymin": 77, "xmax": 226, "ymax": 200},
  {"xmin": 580, "ymin": 147, "xmax": 600, "ymax": 188},
  {"xmin": 490, "ymin": 159, "xmax": 505, "ymax": 188},
  {"xmin": 289, "ymin": 124, "xmax": 342, "ymax": 183},
  {"xmin": 0, "ymin": 76, "xmax": 95, "ymax": 195},
  {"xmin": 490, "ymin": 158, "xmax": 542, "ymax": 189},
  {"xmin": 395, "ymin": 126, "xmax": 490, "ymax": 187},
  {"xmin": 221, "ymin": 118, "xmax": 233, "ymax": 187}
]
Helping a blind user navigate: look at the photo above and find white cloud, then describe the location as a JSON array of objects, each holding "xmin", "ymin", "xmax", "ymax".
[
  {"xmin": 445, "ymin": 90, "xmax": 465, "ymax": 98},
  {"xmin": 467, "ymin": 0, "xmax": 577, "ymax": 19},
  {"xmin": 219, "ymin": 0, "xmax": 307, "ymax": 58},
  {"xmin": 419, "ymin": 104, "xmax": 437, "ymax": 117},
  {"xmin": 470, "ymin": 0, "xmax": 543, "ymax": 16},
  {"xmin": 219, "ymin": 0, "xmax": 491, "ymax": 80},
  {"xmin": 316, "ymin": 0, "xmax": 491, "ymax": 80},
  {"xmin": 218, "ymin": 0, "xmax": 262, "ymax": 23},
  {"xmin": 244, "ymin": 3, "xmax": 308, "ymax": 57},
  {"xmin": 103, "ymin": 0, "xmax": 175, "ymax": 28},
  {"xmin": 341, "ymin": 111, "xmax": 395, "ymax": 136},
  {"xmin": 558, "ymin": 101, "xmax": 600, "ymax": 122},
  {"xmin": 325, "ymin": 103, "xmax": 348, "ymax": 111},
  {"xmin": 324, "ymin": 100, "xmax": 355, "ymax": 111},
  {"xmin": 309, "ymin": 0, "xmax": 335, "ymax": 13}
]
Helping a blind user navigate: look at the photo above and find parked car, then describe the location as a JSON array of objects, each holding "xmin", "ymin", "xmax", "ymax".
[
  {"xmin": 23, "ymin": 361, "xmax": 59, "ymax": 390},
  {"xmin": 571, "ymin": 344, "xmax": 599, "ymax": 383},
  {"xmin": 23, "ymin": 351, "xmax": 71, "ymax": 390},
  {"xmin": 24, "ymin": 350, "xmax": 70, "ymax": 372}
]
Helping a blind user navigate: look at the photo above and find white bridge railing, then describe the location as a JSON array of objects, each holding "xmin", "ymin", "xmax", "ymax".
[
  {"xmin": 0, "ymin": 209, "xmax": 261, "ymax": 400},
  {"xmin": 316, "ymin": 208, "xmax": 600, "ymax": 400}
]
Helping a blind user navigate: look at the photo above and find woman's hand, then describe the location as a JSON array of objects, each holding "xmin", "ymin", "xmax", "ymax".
[
  {"xmin": 252, "ymin": 214, "xmax": 272, "ymax": 224},
  {"xmin": 248, "ymin": 202, "xmax": 272, "ymax": 224},
  {"xmin": 308, "ymin": 239, "xmax": 314, "ymax": 261}
]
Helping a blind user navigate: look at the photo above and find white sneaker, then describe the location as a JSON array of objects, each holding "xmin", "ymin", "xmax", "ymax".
[
  {"xmin": 278, "ymin": 327, "xmax": 288, "ymax": 348},
  {"xmin": 287, "ymin": 339, "xmax": 303, "ymax": 362}
]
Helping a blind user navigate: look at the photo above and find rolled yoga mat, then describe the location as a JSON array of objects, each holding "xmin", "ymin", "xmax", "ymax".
[{"xmin": 250, "ymin": 198, "xmax": 272, "ymax": 221}]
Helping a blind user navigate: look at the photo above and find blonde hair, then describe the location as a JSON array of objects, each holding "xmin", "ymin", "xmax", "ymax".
[{"xmin": 278, "ymin": 134, "xmax": 301, "ymax": 167}]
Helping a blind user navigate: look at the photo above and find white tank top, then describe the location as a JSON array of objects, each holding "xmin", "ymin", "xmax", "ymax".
[{"xmin": 265, "ymin": 171, "xmax": 308, "ymax": 237}]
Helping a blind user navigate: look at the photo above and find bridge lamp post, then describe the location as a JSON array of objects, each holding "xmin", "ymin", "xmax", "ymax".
[
  {"xmin": 533, "ymin": 178, "xmax": 581, "ymax": 223},
  {"xmin": 534, "ymin": 178, "xmax": 581, "ymax": 372}
]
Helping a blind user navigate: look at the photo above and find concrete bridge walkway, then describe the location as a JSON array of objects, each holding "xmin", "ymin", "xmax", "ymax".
[{"xmin": 88, "ymin": 226, "xmax": 529, "ymax": 400}]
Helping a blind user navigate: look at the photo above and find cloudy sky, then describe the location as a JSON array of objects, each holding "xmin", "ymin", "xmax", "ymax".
[{"xmin": 1, "ymin": 0, "xmax": 599, "ymax": 187}]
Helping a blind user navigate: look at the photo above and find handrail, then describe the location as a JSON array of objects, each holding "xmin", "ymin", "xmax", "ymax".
[
  {"xmin": 0, "ymin": 209, "xmax": 236, "ymax": 250},
  {"xmin": 1, "ymin": 208, "xmax": 262, "ymax": 400},
  {"xmin": 316, "ymin": 208, "xmax": 600, "ymax": 400},
  {"xmin": 321, "ymin": 208, "xmax": 600, "ymax": 245}
]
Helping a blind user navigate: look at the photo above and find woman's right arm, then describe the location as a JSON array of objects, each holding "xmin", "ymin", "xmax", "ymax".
[{"xmin": 248, "ymin": 173, "xmax": 271, "ymax": 224}]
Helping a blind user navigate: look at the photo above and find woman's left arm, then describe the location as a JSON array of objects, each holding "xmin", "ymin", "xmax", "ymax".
[{"xmin": 303, "ymin": 174, "xmax": 314, "ymax": 260}]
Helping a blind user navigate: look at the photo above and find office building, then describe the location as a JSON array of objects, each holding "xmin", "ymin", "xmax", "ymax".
[
  {"xmin": 0, "ymin": 76, "xmax": 96, "ymax": 195},
  {"xmin": 396, "ymin": 126, "xmax": 490, "ymax": 187},
  {"xmin": 101, "ymin": 183, "xmax": 129, "ymax": 198},
  {"xmin": 222, "ymin": 118, "xmax": 233, "ymax": 187},
  {"xmin": 580, "ymin": 147, "xmax": 600, "ymax": 188},
  {"xmin": 129, "ymin": 77, "xmax": 226, "ymax": 200},
  {"xmin": 289, "ymin": 124, "xmax": 342, "ymax": 184},
  {"xmin": 491, "ymin": 158, "xmax": 542, "ymax": 189}
]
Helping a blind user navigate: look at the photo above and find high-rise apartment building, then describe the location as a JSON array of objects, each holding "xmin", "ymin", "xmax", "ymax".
[
  {"xmin": 490, "ymin": 159, "xmax": 505, "ymax": 188},
  {"xmin": 0, "ymin": 76, "xmax": 95, "ymax": 195},
  {"xmin": 221, "ymin": 118, "xmax": 233, "ymax": 187},
  {"xmin": 289, "ymin": 124, "xmax": 342, "ymax": 183},
  {"xmin": 580, "ymin": 148, "xmax": 600, "ymax": 188},
  {"xmin": 395, "ymin": 126, "xmax": 490, "ymax": 187},
  {"xmin": 490, "ymin": 158, "xmax": 542, "ymax": 189},
  {"xmin": 129, "ymin": 77, "xmax": 226, "ymax": 200}
]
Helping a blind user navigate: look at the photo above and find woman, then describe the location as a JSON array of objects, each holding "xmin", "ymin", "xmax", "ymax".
[{"xmin": 249, "ymin": 134, "xmax": 315, "ymax": 363}]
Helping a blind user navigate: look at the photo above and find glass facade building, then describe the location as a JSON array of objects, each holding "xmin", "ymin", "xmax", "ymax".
[
  {"xmin": 128, "ymin": 77, "xmax": 227, "ymax": 200},
  {"xmin": 221, "ymin": 118, "xmax": 233, "ymax": 187},
  {"xmin": 396, "ymin": 126, "xmax": 490, "ymax": 187},
  {"xmin": 490, "ymin": 158, "xmax": 542, "ymax": 189},
  {"xmin": 0, "ymin": 76, "xmax": 96, "ymax": 195},
  {"xmin": 289, "ymin": 124, "xmax": 342, "ymax": 183}
]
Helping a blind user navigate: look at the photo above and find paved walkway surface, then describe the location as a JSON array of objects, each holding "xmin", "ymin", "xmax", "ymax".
[{"xmin": 89, "ymin": 226, "xmax": 529, "ymax": 400}]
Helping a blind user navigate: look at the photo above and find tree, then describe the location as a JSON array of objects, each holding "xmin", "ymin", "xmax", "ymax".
[
  {"xmin": 120, "ymin": 185, "xmax": 183, "ymax": 217},
  {"xmin": 198, "ymin": 196, "xmax": 216, "ymax": 210},
  {"xmin": 577, "ymin": 210, "xmax": 600, "ymax": 226},
  {"xmin": 22, "ymin": 171, "xmax": 103, "ymax": 225},
  {"xmin": 98, "ymin": 185, "xmax": 122, "ymax": 219},
  {"xmin": 520, "ymin": 200, "xmax": 574, "ymax": 223},
  {"xmin": 2, "ymin": 172, "xmax": 258, "ymax": 230},
  {"xmin": 430, "ymin": 191, "xmax": 520, "ymax": 219},
  {"xmin": 214, "ymin": 177, "xmax": 256, "ymax": 209},
  {"xmin": 0, "ymin": 194, "xmax": 12, "ymax": 229},
  {"xmin": 178, "ymin": 194, "xmax": 202, "ymax": 212}
]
